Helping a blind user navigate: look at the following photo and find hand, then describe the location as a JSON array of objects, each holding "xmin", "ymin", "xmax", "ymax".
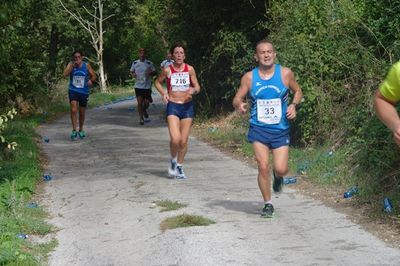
[
  {"xmin": 286, "ymin": 104, "xmax": 297, "ymax": 120},
  {"xmin": 162, "ymin": 93, "xmax": 169, "ymax": 104},
  {"xmin": 188, "ymin": 87, "xmax": 198, "ymax": 95},
  {"xmin": 87, "ymin": 80, "xmax": 93, "ymax": 87},
  {"xmin": 238, "ymin": 102, "xmax": 248, "ymax": 114},
  {"xmin": 393, "ymin": 122, "xmax": 400, "ymax": 146}
]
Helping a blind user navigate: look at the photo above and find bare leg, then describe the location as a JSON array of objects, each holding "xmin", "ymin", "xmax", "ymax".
[
  {"xmin": 136, "ymin": 95, "xmax": 144, "ymax": 120},
  {"xmin": 253, "ymin": 142, "xmax": 271, "ymax": 202},
  {"xmin": 177, "ymin": 118, "xmax": 193, "ymax": 164},
  {"xmin": 79, "ymin": 106, "xmax": 86, "ymax": 131},
  {"xmin": 167, "ymin": 115, "xmax": 181, "ymax": 159},
  {"xmin": 272, "ymin": 146, "xmax": 289, "ymax": 176},
  {"xmin": 70, "ymin": 101, "xmax": 79, "ymax": 131}
]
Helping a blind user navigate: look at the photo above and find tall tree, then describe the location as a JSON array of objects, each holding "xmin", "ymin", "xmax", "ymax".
[{"xmin": 59, "ymin": 0, "xmax": 114, "ymax": 92}]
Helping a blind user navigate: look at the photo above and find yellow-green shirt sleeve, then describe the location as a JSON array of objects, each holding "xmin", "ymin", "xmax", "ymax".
[{"xmin": 379, "ymin": 61, "xmax": 400, "ymax": 102}]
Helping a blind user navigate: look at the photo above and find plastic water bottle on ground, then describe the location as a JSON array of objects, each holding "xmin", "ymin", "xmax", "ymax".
[
  {"xmin": 283, "ymin": 177, "xmax": 297, "ymax": 185},
  {"xmin": 17, "ymin": 234, "xmax": 28, "ymax": 239},
  {"xmin": 383, "ymin": 197, "xmax": 393, "ymax": 213},
  {"xmin": 43, "ymin": 174, "xmax": 53, "ymax": 181},
  {"xmin": 343, "ymin": 186, "xmax": 358, "ymax": 198}
]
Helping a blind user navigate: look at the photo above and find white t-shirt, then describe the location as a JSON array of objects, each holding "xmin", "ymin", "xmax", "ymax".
[{"xmin": 130, "ymin": 59, "xmax": 156, "ymax": 89}]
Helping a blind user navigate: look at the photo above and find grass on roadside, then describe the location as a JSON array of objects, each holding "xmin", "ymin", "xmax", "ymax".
[
  {"xmin": 154, "ymin": 200, "xmax": 187, "ymax": 212},
  {"xmin": 0, "ymin": 119, "xmax": 56, "ymax": 265},
  {"xmin": 88, "ymin": 86, "xmax": 135, "ymax": 108},
  {"xmin": 160, "ymin": 214, "xmax": 215, "ymax": 232}
]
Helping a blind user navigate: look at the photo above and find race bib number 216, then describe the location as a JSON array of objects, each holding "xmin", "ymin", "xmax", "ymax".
[{"xmin": 170, "ymin": 72, "xmax": 190, "ymax": 92}]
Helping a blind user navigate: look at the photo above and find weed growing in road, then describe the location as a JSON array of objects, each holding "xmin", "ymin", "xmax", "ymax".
[
  {"xmin": 160, "ymin": 214, "xmax": 215, "ymax": 232},
  {"xmin": 154, "ymin": 200, "xmax": 187, "ymax": 212}
]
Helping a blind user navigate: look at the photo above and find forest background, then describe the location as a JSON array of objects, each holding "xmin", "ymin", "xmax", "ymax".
[{"xmin": 1, "ymin": 0, "xmax": 400, "ymax": 262}]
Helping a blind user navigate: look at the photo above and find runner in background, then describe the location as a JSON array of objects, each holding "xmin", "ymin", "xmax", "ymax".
[
  {"xmin": 63, "ymin": 50, "xmax": 96, "ymax": 140},
  {"xmin": 160, "ymin": 51, "xmax": 174, "ymax": 69},
  {"xmin": 130, "ymin": 48, "xmax": 156, "ymax": 125}
]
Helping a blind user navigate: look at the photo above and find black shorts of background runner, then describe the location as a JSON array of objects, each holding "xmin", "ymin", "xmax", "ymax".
[{"xmin": 134, "ymin": 88, "xmax": 153, "ymax": 103}]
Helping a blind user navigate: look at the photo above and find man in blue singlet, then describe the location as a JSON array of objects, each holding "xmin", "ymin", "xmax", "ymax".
[
  {"xmin": 63, "ymin": 50, "xmax": 96, "ymax": 140},
  {"xmin": 233, "ymin": 40, "xmax": 303, "ymax": 218}
]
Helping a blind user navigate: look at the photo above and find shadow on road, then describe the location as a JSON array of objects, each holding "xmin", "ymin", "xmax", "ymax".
[{"xmin": 207, "ymin": 200, "xmax": 262, "ymax": 215}]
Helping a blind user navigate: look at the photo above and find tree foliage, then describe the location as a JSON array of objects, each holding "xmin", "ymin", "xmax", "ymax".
[{"xmin": 0, "ymin": 0, "xmax": 399, "ymax": 194}]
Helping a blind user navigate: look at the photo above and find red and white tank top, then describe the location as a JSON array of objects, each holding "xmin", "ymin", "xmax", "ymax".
[{"xmin": 167, "ymin": 64, "xmax": 192, "ymax": 93}]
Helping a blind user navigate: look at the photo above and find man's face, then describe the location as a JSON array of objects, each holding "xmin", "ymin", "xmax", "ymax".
[
  {"xmin": 172, "ymin": 47, "xmax": 185, "ymax": 64},
  {"xmin": 73, "ymin": 53, "xmax": 83, "ymax": 66},
  {"xmin": 254, "ymin": 43, "xmax": 276, "ymax": 67},
  {"xmin": 139, "ymin": 50, "xmax": 146, "ymax": 60},
  {"xmin": 167, "ymin": 52, "xmax": 172, "ymax": 60}
]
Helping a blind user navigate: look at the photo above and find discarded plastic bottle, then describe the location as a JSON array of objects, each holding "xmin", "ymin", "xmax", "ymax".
[
  {"xmin": 383, "ymin": 197, "xmax": 393, "ymax": 213},
  {"xmin": 27, "ymin": 202, "xmax": 38, "ymax": 208},
  {"xmin": 343, "ymin": 186, "xmax": 358, "ymax": 198},
  {"xmin": 17, "ymin": 234, "xmax": 28, "ymax": 239},
  {"xmin": 284, "ymin": 177, "xmax": 297, "ymax": 185},
  {"xmin": 43, "ymin": 174, "xmax": 53, "ymax": 181}
]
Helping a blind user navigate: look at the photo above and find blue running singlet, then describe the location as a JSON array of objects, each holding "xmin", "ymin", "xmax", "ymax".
[
  {"xmin": 249, "ymin": 64, "xmax": 289, "ymax": 133},
  {"xmin": 69, "ymin": 62, "xmax": 90, "ymax": 95}
]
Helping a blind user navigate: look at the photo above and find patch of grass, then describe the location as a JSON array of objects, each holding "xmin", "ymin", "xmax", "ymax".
[
  {"xmin": 154, "ymin": 200, "xmax": 187, "ymax": 212},
  {"xmin": 0, "ymin": 118, "xmax": 56, "ymax": 265},
  {"xmin": 160, "ymin": 214, "xmax": 215, "ymax": 232},
  {"xmin": 193, "ymin": 112, "xmax": 253, "ymax": 158},
  {"xmin": 88, "ymin": 86, "xmax": 134, "ymax": 108}
]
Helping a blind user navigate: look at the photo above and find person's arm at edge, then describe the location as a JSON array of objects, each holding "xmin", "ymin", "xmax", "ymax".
[
  {"xmin": 63, "ymin": 62, "xmax": 74, "ymax": 77},
  {"xmin": 188, "ymin": 65, "xmax": 200, "ymax": 95},
  {"xmin": 232, "ymin": 71, "xmax": 251, "ymax": 114},
  {"xmin": 87, "ymin": 63, "xmax": 96, "ymax": 87},
  {"xmin": 374, "ymin": 89, "xmax": 400, "ymax": 145},
  {"xmin": 285, "ymin": 68, "xmax": 303, "ymax": 120},
  {"xmin": 154, "ymin": 67, "xmax": 169, "ymax": 103}
]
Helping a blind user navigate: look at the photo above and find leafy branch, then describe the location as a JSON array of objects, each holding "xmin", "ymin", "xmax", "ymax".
[{"xmin": 0, "ymin": 108, "xmax": 18, "ymax": 150}]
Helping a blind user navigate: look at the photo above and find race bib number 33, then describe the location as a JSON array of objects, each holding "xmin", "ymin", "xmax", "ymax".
[
  {"xmin": 257, "ymin": 98, "xmax": 282, "ymax": 124},
  {"xmin": 171, "ymin": 72, "xmax": 190, "ymax": 91}
]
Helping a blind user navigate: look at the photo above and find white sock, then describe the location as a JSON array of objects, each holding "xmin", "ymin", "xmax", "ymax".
[
  {"xmin": 265, "ymin": 200, "xmax": 272, "ymax": 205},
  {"xmin": 171, "ymin": 157, "xmax": 177, "ymax": 162}
]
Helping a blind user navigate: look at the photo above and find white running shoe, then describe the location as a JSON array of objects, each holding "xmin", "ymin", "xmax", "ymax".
[
  {"xmin": 176, "ymin": 165, "xmax": 187, "ymax": 179},
  {"xmin": 168, "ymin": 160, "xmax": 177, "ymax": 178}
]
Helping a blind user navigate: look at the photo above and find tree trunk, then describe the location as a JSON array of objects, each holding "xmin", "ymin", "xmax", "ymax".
[
  {"xmin": 97, "ymin": 0, "xmax": 107, "ymax": 92},
  {"xmin": 98, "ymin": 59, "xmax": 107, "ymax": 92},
  {"xmin": 48, "ymin": 23, "xmax": 58, "ymax": 78}
]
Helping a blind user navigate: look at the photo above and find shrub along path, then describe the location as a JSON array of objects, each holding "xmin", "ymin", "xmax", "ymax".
[{"xmin": 38, "ymin": 95, "xmax": 400, "ymax": 265}]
